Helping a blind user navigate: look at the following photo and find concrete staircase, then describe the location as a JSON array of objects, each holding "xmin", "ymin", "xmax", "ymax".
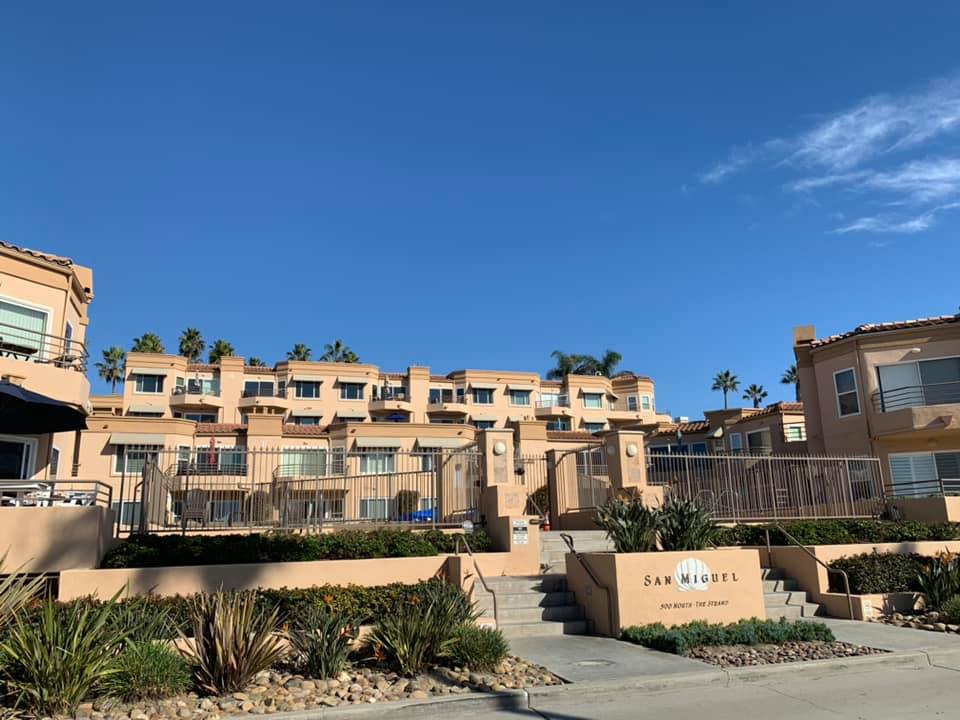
[
  {"xmin": 762, "ymin": 567, "xmax": 823, "ymax": 620},
  {"xmin": 540, "ymin": 530, "xmax": 614, "ymax": 573},
  {"xmin": 478, "ymin": 573, "xmax": 589, "ymax": 638}
]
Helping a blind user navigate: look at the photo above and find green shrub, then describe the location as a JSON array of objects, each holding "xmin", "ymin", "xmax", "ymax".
[
  {"xmin": 917, "ymin": 553, "xmax": 960, "ymax": 610},
  {"xmin": 828, "ymin": 551, "xmax": 929, "ymax": 594},
  {"xmin": 0, "ymin": 596, "xmax": 126, "ymax": 715},
  {"xmin": 101, "ymin": 529, "xmax": 493, "ymax": 568},
  {"xmin": 595, "ymin": 498, "xmax": 661, "ymax": 552},
  {"xmin": 447, "ymin": 625, "xmax": 509, "ymax": 671},
  {"xmin": 287, "ymin": 605, "xmax": 357, "ymax": 680},
  {"xmin": 714, "ymin": 520, "xmax": 960, "ymax": 547},
  {"xmin": 366, "ymin": 581, "xmax": 476, "ymax": 675},
  {"xmin": 941, "ymin": 595, "xmax": 960, "ymax": 624},
  {"xmin": 0, "ymin": 553, "xmax": 46, "ymax": 635},
  {"xmin": 180, "ymin": 590, "xmax": 285, "ymax": 695},
  {"xmin": 621, "ymin": 618, "xmax": 834, "ymax": 655},
  {"xmin": 659, "ymin": 497, "xmax": 720, "ymax": 551},
  {"xmin": 395, "ymin": 489, "xmax": 420, "ymax": 516},
  {"xmin": 103, "ymin": 641, "xmax": 192, "ymax": 701}
]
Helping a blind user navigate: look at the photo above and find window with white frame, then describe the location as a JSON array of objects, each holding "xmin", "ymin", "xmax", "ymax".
[
  {"xmin": 417, "ymin": 447, "xmax": 441, "ymax": 471},
  {"xmin": 583, "ymin": 422, "xmax": 606, "ymax": 433},
  {"xmin": 509, "ymin": 389, "xmax": 531, "ymax": 406},
  {"xmin": 340, "ymin": 382, "xmax": 365, "ymax": 400},
  {"xmin": 49, "ymin": 446, "xmax": 60, "ymax": 478},
  {"xmin": 641, "ymin": 395, "xmax": 652, "ymax": 411},
  {"xmin": 889, "ymin": 451, "xmax": 960, "ymax": 496},
  {"xmin": 429, "ymin": 388, "xmax": 453, "ymax": 404},
  {"xmin": 280, "ymin": 448, "xmax": 327, "ymax": 477},
  {"xmin": 746, "ymin": 429, "xmax": 772, "ymax": 455},
  {"xmin": 582, "ymin": 392, "xmax": 603, "ymax": 409},
  {"xmin": 473, "ymin": 420, "xmax": 496, "ymax": 429},
  {"xmin": 359, "ymin": 449, "xmax": 395, "ymax": 474},
  {"xmin": 473, "ymin": 388, "xmax": 494, "ymax": 405},
  {"xmin": 0, "ymin": 437, "xmax": 35, "ymax": 479},
  {"xmin": 546, "ymin": 419, "xmax": 571, "ymax": 431},
  {"xmin": 243, "ymin": 380, "xmax": 274, "ymax": 397},
  {"xmin": 359, "ymin": 497, "xmax": 391, "ymax": 520},
  {"xmin": 113, "ymin": 445, "xmax": 161, "ymax": 474},
  {"xmin": 292, "ymin": 415, "xmax": 321, "ymax": 426},
  {"xmin": 0, "ymin": 299, "xmax": 49, "ymax": 356},
  {"xmin": 111, "ymin": 501, "xmax": 142, "ymax": 526},
  {"xmin": 627, "ymin": 396, "xmax": 638, "ymax": 411},
  {"xmin": 728, "ymin": 432, "xmax": 743, "ymax": 453},
  {"xmin": 877, "ymin": 356, "xmax": 960, "ymax": 411},
  {"xmin": 133, "ymin": 374, "xmax": 164, "ymax": 394},
  {"xmin": 295, "ymin": 381, "xmax": 321, "ymax": 399},
  {"xmin": 834, "ymin": 368, "xmax": 860, "ymax": 417},
  {"xmin": 176, "ymin": 412, "xmax": 218, "ymax": 423},
  {"xmin": 784, "ymin": 424, "xmax": 807, "ymax": 442}
]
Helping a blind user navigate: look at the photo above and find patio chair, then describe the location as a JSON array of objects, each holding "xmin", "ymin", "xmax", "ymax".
[{"xmin": 181, "ymin": 489, "xmax": 210, "ymax": 527}]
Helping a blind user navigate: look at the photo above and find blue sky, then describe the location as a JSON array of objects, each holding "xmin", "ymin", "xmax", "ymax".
[{"xmin": 2, "ymin": 3, "xmax": 959, "ymax": 417}]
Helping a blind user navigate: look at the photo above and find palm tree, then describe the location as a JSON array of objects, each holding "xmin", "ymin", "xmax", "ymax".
[
  {"xmin": 131, "ymin": 332, "xmax": 164, "ymax": 353},
  {"xmin": 287, "ymin": 343, "xmax": 312, "ymax": 361},
  {"xmin": 743, "ymin": 384, "xmax": 768, "ymax": 408},
  {"xmin": 781, "ymin": 364, "xmax": 801, "ymax": 402},
  {"xmin": 592, "ymin": 350, "xmax": 623, "ymax": 377},
  {"xmin": 711, "ymin": 370, "xmax": 740, "ymax": 409},
  {"xmin": 178, "ymin": 327, "xmax": 205, "ymax": 362},
  {"xmin": 547, "ymin": 351, "xmax": 588, "ymax": 379},
  {"xmin": 208, "ymin": 339, "xmax": 235, "ymax": 363},
  {"xmin": 321, "ymin": 340, "xmax": 359, "ymax": 363},
  {"xmin": 247, "ymin": 357, "xmax": 266, "ymax": 367},
  {"xmin": 96, "ymin": 346, "xmax": 126, "ymax": 392}
]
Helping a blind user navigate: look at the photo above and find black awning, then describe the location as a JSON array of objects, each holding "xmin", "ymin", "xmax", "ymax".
[{"xmin": 0, "ymin": 381, "xmax": 87, "ymax": 434}]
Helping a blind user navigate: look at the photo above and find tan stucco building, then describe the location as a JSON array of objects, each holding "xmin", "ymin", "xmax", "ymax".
[{"xmin": 794, "ymin": 317, "xmax": 960, "ymax": 493}]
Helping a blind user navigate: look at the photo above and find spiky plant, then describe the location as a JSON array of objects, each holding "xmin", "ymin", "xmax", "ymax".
[
  {"xmin": 103, "ymin": 641, "xmax": 192, "ymax": 701},
  {"xmin": 0, "ymin": 553, "xmax": 46, "ymax": 634},
  {"xmin": 179, "ymin": 590, "xmax": 285, "ymax": 695},
  {"xmin": 287, "ymin": 606, "xmax": 357, "ymax": 679},
  {"xmin": 658, "ymin": 496, "xmax": 720, "ymax": 551},
  {"xmin": 595, "ymin": 497, "xmax": 662, "ymax": 553}
]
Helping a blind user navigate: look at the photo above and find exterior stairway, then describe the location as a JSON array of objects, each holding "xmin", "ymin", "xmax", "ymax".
[
  {"xmin": 479, "ymin": 574, "xmax": 589, "ymax": 638},
  {"xmin": 540, "ymin": 530, "xmax": 615, "ymax": 573},
  {"xmin": 762, "ymin": 567, "xmax": 823, "ymax": 620}
]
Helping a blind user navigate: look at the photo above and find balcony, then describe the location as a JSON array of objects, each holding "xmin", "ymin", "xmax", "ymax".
[
  {"xmin": 873, "ymin": 381, "xmax": 960, "ymax": 413},
  {"xmin": 427, "ymin": 398, "xmax": 469, "ymax": 415},
  {"xmin": 371, "ymin": 387, "xmax": 413, "ymax": 413},
  {"xmin": 0, "ymin": 322, "xmax": 90, "ymax": 407},
  {"xmin": 238, "ymin": 388, "xmax": 289, "ymax": 410},
  {"xmin": 171, "ymin": 386, "xmax": 224, "ymax": 408},
  {"xmin": 871, "ymin": 382, "xmax": 960, "ymax": 438},
  {"xmin": 535, "ymin": 395, "xmax": 573, "ymax": 418}
]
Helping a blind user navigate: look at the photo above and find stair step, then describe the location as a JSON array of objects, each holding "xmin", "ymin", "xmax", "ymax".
[
  {"xmin": 763, "ymin": 579, "xmax": 799, "ymax": 593},
  {"xmin": 498, "ymin": 619, "xmax": 589, "ymax": 637},
  {"xmin": 475, "ymin": 591, "xmax": 575, "ymax": 610},
  {"xmin": 496, "ymin": 605, "xmax": 584, "ymax": 624},
  {"xmin": 484, "ymin": 575, "xmax": 567, "ymax": 593},
  {"xmin": 763, "ymin": 590, "xmax": 806, "ymax": 606},
  {"xmin": 760, "ymin": 568, "xmax": 788, "ymax": 580}
]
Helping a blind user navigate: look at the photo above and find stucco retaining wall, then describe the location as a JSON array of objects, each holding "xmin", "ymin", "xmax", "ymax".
[{"xmin": 0, "ymin": 506, "xmax": 115, "ymax": 573}]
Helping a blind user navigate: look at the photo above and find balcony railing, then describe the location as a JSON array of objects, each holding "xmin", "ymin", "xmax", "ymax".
[
  {"xmin": 873, "ymin": 381, "xmax": 960, "ymax": 412},
  {"xmin": 536, "ymin": 395, "xmax": 570, "ymax": 408},
  {"xmin": 241, "ymin": 388, "xmax": 284, "ymax": 398},
  {"xmin": 174, "ymin": 385, "xmax": 221, "ymax": 397},
  {"xmin": 376, "ymin": 388, "xmax": 409, "ymax": 401},
  {"xmin": 0, "ymin": 321, "xmax": 88, "ymax": 372}
]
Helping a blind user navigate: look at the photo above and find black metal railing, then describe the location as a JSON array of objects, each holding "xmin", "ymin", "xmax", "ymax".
[
  {"xmin": 874, "ymin": 381, "xmax": 960, "ymax": 412},
  {"xmin": 241, "ymin": 387, "xmax": 284, "ymax": 398},
  {"xmin": 0, "ymin": 321, "xmax": 88, "ymax": 372}
]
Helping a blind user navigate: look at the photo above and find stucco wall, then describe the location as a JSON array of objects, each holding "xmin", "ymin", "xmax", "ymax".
[{"xmin": 0, "ymin": 506, "xmax": 115, "ymax": 573}]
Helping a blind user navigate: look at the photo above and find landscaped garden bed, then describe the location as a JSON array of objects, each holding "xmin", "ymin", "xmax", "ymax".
[
  {"xmin": 715, "ymin": 519, "xmax": 960, "ymax": 547},
  {"xmin": 621, "ymin": 618, "xmax": 886, "ymax": 668},
  {"xmin": 102, "ymin": 529, "xmax": 493, "ymax": 568},
  {"xmin": 0, "ymin": 567, "xmax": 560, "ymax": 719}
]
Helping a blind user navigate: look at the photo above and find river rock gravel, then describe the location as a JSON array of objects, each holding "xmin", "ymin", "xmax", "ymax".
[{"xmin": 687, "ymin": 641, "xmax": 887, "ymax": 667}]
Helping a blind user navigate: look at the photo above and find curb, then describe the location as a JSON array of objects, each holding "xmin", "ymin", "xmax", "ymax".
[{"xmin": 241, "ymin": 645, "xmax": 960, "ymax": 718}]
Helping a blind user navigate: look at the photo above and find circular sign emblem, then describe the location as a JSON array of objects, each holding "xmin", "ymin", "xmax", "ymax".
[{"xmin": 674, "ymin": 558, "xmax": 711, "ymax": 592}]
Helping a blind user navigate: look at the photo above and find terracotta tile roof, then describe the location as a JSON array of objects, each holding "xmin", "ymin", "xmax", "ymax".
[
  {"xmin": 430, "ymin": 375, "xmax": 452, "ymax": 383},
  {"xmin": 540, "ymin": 380, "xmax": 563, "ymax": 388},
  {"xmin": 283, "ymin": 424, "xmax": 330, "ymax": 436},
  {"xmin": 809, "ymin": 315, "xmax": 960, "ymax": 348},
  {"xmin": 196, "ymin": 423, "xmax": 246, "ymax": 434},
  {"xmin": 651, "ymin": 420, "xmax": 711, "ymax": 435},
  {"xmin": 186, "ymin": 363, "xmax": 220, "ymax": 372},
  {"xmin": 546, "ymin": 431, "xmax": 601, "ymax": 441},
  {"xmin": 733, "ymin": 402, "xmax": 804, "ymax": 424},
  {"xmin": 0, "ymin": 240, "xmax": 73, "ymax": 267},
  {"xmin": 382, "ymin": 373, "xmax": 406, "ymax": 381},
  {"xmin": 244, "ymin": 366, "xmax": 276, "ymax": 374}
]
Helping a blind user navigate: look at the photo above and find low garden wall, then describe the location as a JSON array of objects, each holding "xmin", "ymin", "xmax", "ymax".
[
  {"xmin": 761, "ymin": 541, "xmax": 960, "ymax": 619},
  {"xmin": 565, "ymin": 549, "xmax": 765, "ymax": 637},
  {"xmin": 0, "ymin": 506, "xmax": 116, "ymax": 573},
  {"xmin": 885, "ymin": 497, "xmax": 960, "ymax": 524}
]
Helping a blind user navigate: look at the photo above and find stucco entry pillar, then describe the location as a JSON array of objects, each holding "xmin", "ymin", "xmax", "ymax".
[
  {"xmin": 601, "ymin": 429, "xmax": 663, "ymax": 506},
  {"xmin": 478, "ymin": 429, "xmax": 540, "ymax": 573}
]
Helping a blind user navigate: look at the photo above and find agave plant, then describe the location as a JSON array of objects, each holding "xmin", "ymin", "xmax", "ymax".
[
  {"xmin": 0, "ymin": 595, "xmax": 127, "ymax": 715},
  {"xmin": 917, "ymin": 552, "xmax": 960, "ymax": 611},
  {"xmin": 179, "ymin": 590, "xmax": 285, "ymax": 694},
  {"xmin": 0, "ymin": 553, "xmax": 46, "ymax": 633},
  {"xmin": 658, "ymin": 496, "xmax": 720, "ymax": 551},
  {"xmin": 287, "ymin": 605, "xmax": 357, "ymax": 679},
  {"xmin": 595, "ymin": 497, "xmax": 662, "ymax": 553}
]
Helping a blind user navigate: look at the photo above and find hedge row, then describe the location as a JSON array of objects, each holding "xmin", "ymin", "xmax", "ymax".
[
  {"xmin": 101, "ymin": 529, "xmax": 493, "ymax": 569},
  {"xmin": 715, "ymin": 520, "xmax": 960, "ymax": 547},
  {"xmin": 827, "ymin": 551, "xmax": 929, "ymax": 594},
  {"xmin": 621, "ymin": 618, "xmax": 835, "ymax": 655},
  {"xmin": 20, "ymin": 580, "xmax": 460, "ymax": 640}
]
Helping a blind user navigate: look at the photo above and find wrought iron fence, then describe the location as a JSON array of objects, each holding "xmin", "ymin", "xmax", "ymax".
[
  {"xmin": 648, "ymin": 453, "xmax": 884, "ymax": 521},
  {"xmin": 516, "ymin": 452, "xmax": 550, "ymax": 517},
  {"xmin": 113, "ymin": 445, "xmax": 481, "ymax": 535}
]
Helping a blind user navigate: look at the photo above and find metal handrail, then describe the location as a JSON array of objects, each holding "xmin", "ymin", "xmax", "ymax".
[
  {"xmin": 873, "ymin": 380, "xmax": 960, "ymax": 412},
  {"xmin": 0, "ymin": 479, "xmax": 113, "ymax": 508},
  {"xmin": 765, "ymin": 524, "xmax": 854, "ymax": 621},
  {"xmin": 455, "ymin": 534, "xmax": 498, "ymax": 626},
  {"xmin": 560, "ymin": 532, "xmax": 615, "ymax": 635}
]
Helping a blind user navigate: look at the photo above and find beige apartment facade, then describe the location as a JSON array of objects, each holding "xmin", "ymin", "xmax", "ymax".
[
  {"xmin": 794, "ymin": 317, "xmax": 960, "ymax": 494},
  {"xmin": 0, "ymin": 243, "xmax": 94, "ymax": 483}
]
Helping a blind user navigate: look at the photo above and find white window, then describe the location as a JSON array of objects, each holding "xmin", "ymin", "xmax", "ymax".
[
  {"xmin": 890, "ymin": 451, "xmax": 960, "ymax": 496},
  {"xmin": 641, "ymin": 395, "xmax": 652, "ymax": 411},
  {"xmin": 0, "ymin": 436, "xmax": 37, "ymax": 479},
  {"xmin": 112, "ymin": 501, "xmax": 142, "ymax": 525},
  {"xmin": 582, "ymin": 393, "xmax": 603, "ymax": 409},
  {"xmin": 243, "ymin": 380, "xmax": 274, "ymax": 397},
  {"xmin": 292, "ymin": 415, "xmax": 321, "ymax": 426},
  {"xmin": 784, "ymin": 424, "xmax": 807, "ymax": 442},
  {"xmin": 728, "ymin": 432, "xmax": 743, "ymax": 453},
  {"xmin": 627, "ymin": 396, "xmax": 638, "ymax": 411},
  {"xmin": 280, "ymin": 448, "xmax": 327, "ymax": 477},
  {"xmin": 429, "ymin": 388, "xmax": 453, "ymax": 404},
  {"xmin": 359, "ymin": 497, "xmax": 390, "ymax": 519},
  {"xmin": 539, "ymin": 393, "xmax": 561, "ymax": 407},
  {"xmin": 583, "ymin": 422, "xmax": 606, "ymax": 433},
  {"xmin": 473, "ymin": 388, "xmax": 494, "ymax": 405},
  {"xmin": 64, "ymin": 321, "xmax": 74, "ymax": 355},
  {"xmin": 746, "ymin": 429, "xmax": 772, "ymax": 455},
  {"xmin": 0, "ymin": 298, "xmax": 49, "ymax": 358},
  {"xmin": 509, "ymin": 389, "xmax": 531, "ymax": 406},
  {"xmin": 113, "ymin": 446, "xmax": 161, "ymax": 474},
  {"xmin": 340, "ymin": 382, "xmax": 365, "ymax": 400},
  {"xmin": 546, "ymin": 419, "xmax": 571, "ymax": 431},
  {"xmin": 834, "ymin": 368, "xmax": 860, "ymax": 417},
  {"xmin": 877, "ymin": 356, "xmax": 960, "ymax": 411},
  {"xmin": 359, "ymin": 450, "xmax": 395, "ymax": 475},
  {"xmin": 417, "ymin": 448, "xmax": 440, "ymax": 471},
  {"xmin": 49, "ymin": 446, "xmax": 60, "ymax": 478},
  {"xmin": 295, "ymin": 381, "xmax": 321, "ymax": 399},
  {"xmin": 133, "ymin": 374, "xmax": 164, "ymax": 394}
]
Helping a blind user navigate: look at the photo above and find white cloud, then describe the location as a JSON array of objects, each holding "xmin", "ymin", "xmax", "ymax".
[
  {"xmin": 832, "ymin": 202, "xmax": 960, "ymax": 234},
  {"xmin": 699, "ymin": 143, "xmax": 759, "ymax": 183},
  {"xmin": 861, "ymin": 156, "xmax": 960, "ymax": 202},
  {"xmin": 787, "ymin": 171, "xmax": 870, "ymax": 192}
]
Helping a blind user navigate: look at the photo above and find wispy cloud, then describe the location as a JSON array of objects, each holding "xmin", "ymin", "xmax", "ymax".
[
  {"xmin": 701, "ymin": 75, "xmax": 960, "ymax": 234},
  {"xmin": 832, "ymin": 202, "xmax": 960, "ymax": 234}
]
